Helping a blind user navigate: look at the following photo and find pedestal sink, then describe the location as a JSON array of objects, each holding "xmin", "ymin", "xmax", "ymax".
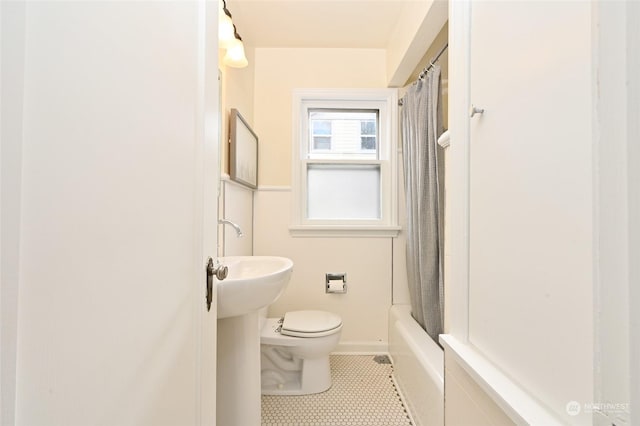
[
  {"xmin": 216, "ymin": 256, "xmax": 293, "ymax": 319},
  {"xmin": 216, "ymin": 256, "xmax": 293, "ymax": 426}
]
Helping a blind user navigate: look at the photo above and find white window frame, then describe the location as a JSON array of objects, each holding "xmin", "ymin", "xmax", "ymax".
[{"xmin": 290, "ymin": 88, "xmax": 400, "ymax": 237}]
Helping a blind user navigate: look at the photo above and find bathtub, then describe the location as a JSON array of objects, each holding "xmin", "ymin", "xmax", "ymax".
[{"xmin": 388, "ymin": 304, "xmax": 444, "ymax": 426}]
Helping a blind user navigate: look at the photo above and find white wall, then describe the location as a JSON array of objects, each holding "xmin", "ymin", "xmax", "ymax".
[
  {"xmin": 393, "ymin": 159, "xmax": 410, "ymax": 306},
  {"xmin": 386, "ymin": 0, "xmax": 448, "ymax": 87},
  {"xmin": 255, "ymin": 190, "xmax": 392, "ymax": 350},
  {"xmin": 253, "ymin": 48, "xmax": 388, "ymax": 187},
  {"xmin": 220, "ymin": 46, "xmax": 255, "ymax": 176},
  {"xmin": 218, "ymin": 43, "xmax": 256, "ymax": 257},
  {"xmin": 1, "ymin": 2, "xmax": 26, "ymax": 424},
  {"xmin": 252, "ymin": 48, "xmax": 397, "ymax": 350},
  {"xmin": 220, "ymin": 179, "xmax": 253, "ymax": 256}
]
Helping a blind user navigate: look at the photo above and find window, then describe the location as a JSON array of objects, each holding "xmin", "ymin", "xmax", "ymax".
[
  {"xmin": 308, "ymin": 110, "xmax": 378, "ymax": 158},
  {"xmin": 291, "ymin": 89, "xmax": 399, "ymax": 237}
]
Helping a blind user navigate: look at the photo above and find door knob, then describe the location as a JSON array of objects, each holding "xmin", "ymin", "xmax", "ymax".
[
  {"xmin": 470, "ymin": 105, "xmax": 485, "ymax": 118},
  {"xmin": 206, "ymin": 257, "xmax": 228, "ymax": 312}
]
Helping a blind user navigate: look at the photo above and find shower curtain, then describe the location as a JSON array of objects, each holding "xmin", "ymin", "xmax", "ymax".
[{"xmin": 400, "ymin": 65, "xmax": 443, "ymax": 343}]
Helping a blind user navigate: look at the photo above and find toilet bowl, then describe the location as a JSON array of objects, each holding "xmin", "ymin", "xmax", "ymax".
[{"xmin": 260, "ymin": 310, "xmax": 342, "ymax": 395}]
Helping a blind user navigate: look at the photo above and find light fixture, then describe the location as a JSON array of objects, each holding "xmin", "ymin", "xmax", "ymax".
[
  {"xmin": 218, "ymin": 0, "xmax": 235, "ymax": 49},
  {"xmin": 223, "ymin": 25, "xmax": 248, "ymax": 68},
  {"xmin": 218, "ymin": 0, "xmax": 248, "ymax": 68}
]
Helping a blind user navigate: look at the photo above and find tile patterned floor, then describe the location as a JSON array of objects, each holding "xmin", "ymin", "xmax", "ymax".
[{"xmin": 261, "ymin": 355, "xmax": 414, "ymax": 426}]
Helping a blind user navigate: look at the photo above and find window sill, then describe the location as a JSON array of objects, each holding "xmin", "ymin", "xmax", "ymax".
[{"xmin": 289, "ymin": 225, "xmax": 401, "ymax": 238}]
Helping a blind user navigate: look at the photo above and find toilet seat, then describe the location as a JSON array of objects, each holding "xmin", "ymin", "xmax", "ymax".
[{"xmin": 281, "ymin": 310, "xmax": 342, "ymax": 338}]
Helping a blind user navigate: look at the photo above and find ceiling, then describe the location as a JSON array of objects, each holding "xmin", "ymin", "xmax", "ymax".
[{"xmin": 226, "ymin": 0, "xmax": 412, "ymax": 49}]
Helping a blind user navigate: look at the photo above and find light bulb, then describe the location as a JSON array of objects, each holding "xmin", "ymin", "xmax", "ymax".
[
  {"xmin": 218, "ymin": 2, "xmax": 235, "ymax": 48},
  {"xmin": 223, "ymin": 37, "xmax": 248, "ymax": 68}
]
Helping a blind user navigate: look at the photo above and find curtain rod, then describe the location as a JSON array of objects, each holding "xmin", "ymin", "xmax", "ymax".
[
  {"xmin": 418, "ymin": 42, "xmax": 448, "ymax": 80},
  {"xmin": 398, "ymin": 43, "xmax": 449, "ymax": 106}
]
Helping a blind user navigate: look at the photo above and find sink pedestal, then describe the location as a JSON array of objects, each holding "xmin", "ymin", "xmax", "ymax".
[
  {"xmin": 217, "ymin": 312, "xmax": 261, "ymax": 426},
  {"xmin": 214, "ymin": 256, "xmax": 293, "ymax": 426}
]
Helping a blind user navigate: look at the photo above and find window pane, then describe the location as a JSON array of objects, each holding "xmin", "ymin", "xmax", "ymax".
[
  {"xmin": 307, "ymin": 164, "xmax": 380, "ymax": 220},
  {"xmin": 361, "ymin": 136, "xmax": 376, "ymax": 150},
  {"xmin": 361, "ymin": 120, "xmax": 376, "ymax": 135},
  {"xmin": 314, "ymin": 136, "xmax": 331, "ymax": 150},
  {"xmin": 308, "ymin": 109, "xmax": 378, "ymax": 160},
  {"xmin": 312, "ymin": 120, "xmax": 332, "ymax": 135}
]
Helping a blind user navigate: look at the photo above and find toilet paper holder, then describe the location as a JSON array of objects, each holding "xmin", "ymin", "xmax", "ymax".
[{"xmin": 326, "ymin": 273, "xmax": 347, "ymax": 294}]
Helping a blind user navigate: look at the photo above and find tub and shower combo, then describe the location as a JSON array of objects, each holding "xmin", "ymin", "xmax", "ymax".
[
  {"xmin": 389, "ymin": 44, "xmax": 447, "ymax": 426},
  {"xmin": 388, "ymin": 305, "xmax": 444, "ymax": 426}
]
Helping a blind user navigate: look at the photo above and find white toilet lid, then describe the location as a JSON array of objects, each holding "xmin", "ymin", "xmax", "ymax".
[{"xmin": 281, "ymin": 310, "xmax": 342, "ymax": 338}]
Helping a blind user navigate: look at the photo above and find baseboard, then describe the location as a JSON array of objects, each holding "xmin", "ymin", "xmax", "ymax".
[{"xmin": 333, "ymin": 341, "xmax": 389, "ymax": 355}]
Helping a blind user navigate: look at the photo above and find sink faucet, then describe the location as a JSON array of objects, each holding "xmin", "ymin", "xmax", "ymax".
[{"xmin": 218, "ymin": 219, "xmax": 244, "ymax": 237}]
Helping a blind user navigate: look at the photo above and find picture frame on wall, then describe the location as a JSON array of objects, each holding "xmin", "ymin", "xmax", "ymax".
[{"xmin": 229, "ymin": 108, "xmax": 258, "ymax": 189}]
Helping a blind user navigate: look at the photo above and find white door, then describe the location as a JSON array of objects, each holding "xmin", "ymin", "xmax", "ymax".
[
  {"xmin": 467, "ymin": 1, "xmax": 592, "ymax": 423},
  {"xmin": 8, "ymin": 2, "xmax": 219, "ymax": 425}
]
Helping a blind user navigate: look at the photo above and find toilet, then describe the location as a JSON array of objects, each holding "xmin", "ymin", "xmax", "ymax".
[{"xmin": 260, "ymin": 309, "xmax": 342, "ymax": 395}]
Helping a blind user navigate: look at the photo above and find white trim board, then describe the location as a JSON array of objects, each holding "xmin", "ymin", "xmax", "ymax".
[{"xmin": 440, "ymin": 335, "xmax": 564, "ymax": 426}]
